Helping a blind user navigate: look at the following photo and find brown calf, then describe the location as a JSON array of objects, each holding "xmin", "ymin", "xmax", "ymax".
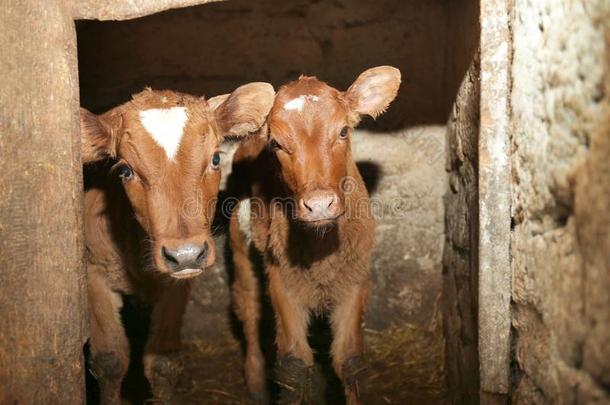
[
  {"xmin": 81, "ymin": 84, "xmax": 274, "ymax": 404},
  {"xmin": 229, "ymin": 67, "xmax": 401, "ymax": 404}
]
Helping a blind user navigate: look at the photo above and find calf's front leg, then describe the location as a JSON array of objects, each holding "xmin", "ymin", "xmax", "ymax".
[
  {"xmin": 88, "ymin": 271, "xmax": 129, "ymax": 405},
  {"xmin": 230, "ymin": 212, "xmax": 267, "ymax": 402},
  {"xmin": 268, "ymin": 267, "xmax": 324, "ymax": 404},
  {"xmin": 330, "ymin": 284, "xmax": 369, "ymax": 405},
  {"xmin": 143, "ymin": 282, "xmax": 190, "ymax": 403}
]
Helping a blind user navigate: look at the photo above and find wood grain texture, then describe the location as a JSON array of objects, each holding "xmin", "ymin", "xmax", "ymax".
[{"xmin": 0, "ymin": 1, "xmax": 86, "ymax": 403}]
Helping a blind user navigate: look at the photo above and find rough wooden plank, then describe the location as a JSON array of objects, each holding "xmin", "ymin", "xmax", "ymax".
[
  {"xmin": 72, "ymin": 0, "xmax": 225, "ymax": 21},
  {"xmin": 0, "ymin": 1, "xmax": 86, "ymax": 403}
]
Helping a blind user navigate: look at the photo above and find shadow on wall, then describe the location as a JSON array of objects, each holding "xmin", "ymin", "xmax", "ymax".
[{"xmin": 77, "ymin": 0, "xmax": 468, "ymax": 131}]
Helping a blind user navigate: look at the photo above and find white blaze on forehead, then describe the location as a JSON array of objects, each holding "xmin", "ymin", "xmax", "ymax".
[
  {"xmin": 139, "ymin": 107, "xmax": 188, "ymax": 160},
  {"xmin": 283, "ymin": 94, "xmax": 320, "ymax": 112}
]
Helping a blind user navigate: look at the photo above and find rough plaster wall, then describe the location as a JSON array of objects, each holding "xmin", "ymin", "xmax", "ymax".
[
  {"xmin": 510, "ymin": 1, "xmax": 610, "ymax": 402},
  {"xmin": 441, "ymin": 0, "xmax": 480, "ymax": 402},
  {"xmin": 354, "ymin": 128, "xmax": 447, "ymax": 331},
  {"xmin": 76, "ymin": 0, "xmax": 450, "ymax": 129}
]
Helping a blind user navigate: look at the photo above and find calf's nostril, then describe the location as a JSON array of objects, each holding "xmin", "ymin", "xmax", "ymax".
[
  {"xmin": 298, "ymin": 192, "xmax": 341, "ymax": 220},
  {"xmin": 162, "ymin": 246, "xmax": 179, "ymax": 267},
  {"xmin": 161, "ymin": 243, "xmax": 208, "ymax": 270},
  {"xmin": 300, "ymin": 199, "xmax": 313, "ymax": 212},
  {"xmin": 196, "ymin": 242, "xmax": 209, "ymax": 265}
]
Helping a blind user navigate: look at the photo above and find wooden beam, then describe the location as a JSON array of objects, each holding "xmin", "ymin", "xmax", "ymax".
[{"xmin": 0, "ymin": 1, "xmax": 86, "ymax": 403}]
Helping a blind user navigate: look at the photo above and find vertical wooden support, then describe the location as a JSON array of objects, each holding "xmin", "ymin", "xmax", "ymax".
[
  {"xmin": 479, "ymin": 0, "xmax": 511, "ymax": 402},
  {"xmin": 0, "ymin": 1, "xmax": 86, "ymax": 403}
]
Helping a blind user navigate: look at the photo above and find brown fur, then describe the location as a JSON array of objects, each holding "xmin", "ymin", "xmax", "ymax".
[
  {"xmin": 228, "ymin": 67, "xmax": 401, "ymax": 404},
  {"xmin": 82, "ymin": 84, "xmax": 274, "ymax": 404}
]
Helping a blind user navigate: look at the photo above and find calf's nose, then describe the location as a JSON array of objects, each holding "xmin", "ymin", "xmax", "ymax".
[
  {"xmin": 299, "ymin": 191, "xmax": 340, "ymax": 221},
  {"xmin": 161, "ymin": 242, "xmax": 208, "ymax": 271}
]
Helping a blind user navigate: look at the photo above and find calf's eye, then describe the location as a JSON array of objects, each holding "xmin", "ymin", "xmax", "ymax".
[
  {"xmin": 269, "ymin": 138, "xmax": 282, "ymax": 151},
  {"xmin": 339, "ymin": 127, "xmax": 349, "ymax": 139},
  {"xmin": 117, "ymin": 164, "xmax": 133, "ymax": 180},
  {"xmin": 211, "ymin": 152, "xmax": 221, "ymax": 169}
]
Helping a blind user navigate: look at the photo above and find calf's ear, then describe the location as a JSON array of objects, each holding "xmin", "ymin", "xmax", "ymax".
[
  {"xmin": 346, "ymin": 66, "xmax": 401, "ymax": 119},
  {"xmin": 212, "ymin": 82, "xmax": 275, "ymax": 138},
  {"xmin": 207, "ymin": 93, "xmax": 230, "ymax": 111},
  {"xmin": 80, "ymin": 108, "xmax": 117, "ymax": 164}
]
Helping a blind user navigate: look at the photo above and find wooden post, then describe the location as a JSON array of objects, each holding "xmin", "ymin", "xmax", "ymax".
[
  {"xmin": 0, "ymin": 1, "xmax": 86, "ymax": 402},
  {"xmin": 479, "ymin": 0, "xmax": 511, "ymax": 402}
]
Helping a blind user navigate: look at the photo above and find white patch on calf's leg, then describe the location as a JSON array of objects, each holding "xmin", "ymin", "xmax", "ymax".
[
  {"xmin": 238, "ymin": 199, "xmax": 252, "ymax": 244},
  {"xmin": 139, "ymin": 107, "xmax": 188, "ymax": 160},
  {"xmin": 283, "ymin": 95, "xmax": 320, "ymax": 112}
]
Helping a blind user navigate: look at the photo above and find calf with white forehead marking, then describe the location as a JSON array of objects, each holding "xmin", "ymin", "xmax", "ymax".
[
  {"xmin": 139, "ymin": 106, "xmax": 188, "ymax": 160},
  {"xmin": 80, "ymin": 83, "xmax": 274, "ymax": 404},
  {"xmin": 228, "ymin": 66, "xmax": 401, "ymax": 404},
  {"xmin": 283, "ymin": 94, "xmax": 320, "ymax": 111}
]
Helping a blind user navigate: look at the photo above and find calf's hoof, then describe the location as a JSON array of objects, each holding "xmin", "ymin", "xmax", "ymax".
[
  {"xmin": 274, "ymin": 355, "xmax": 325, "ymax": 405},
  {"xmin": 90, "ymin": 352, "xmax": 127, "ymax": 405},
  {"xmin": 250, "ymin": 388, "xmax": 270, "ymax": 405},
  {"xmin": 144, "ymin": 353, "xmax": 184, "ymax": 403},
  {"xmin": 245, "ymin": 354, "xmax": 269, "ymax": 403},
  {"xmin": 341, "ymin": 356, "xmax": 368, "ymax": 404}
]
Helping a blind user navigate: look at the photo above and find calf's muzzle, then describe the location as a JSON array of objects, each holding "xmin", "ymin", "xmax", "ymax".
[
  {"xmin": 161, "ymin": 242, "xmax": 210, "ymax": 279},
  {"xmin": 297, "ymin": 190, "xmax": 343, "ymax": 223}
]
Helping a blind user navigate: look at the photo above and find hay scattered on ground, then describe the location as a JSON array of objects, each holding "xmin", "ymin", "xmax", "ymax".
[
  {"xmin": 363, "ymin": 323, "xmax": 447, "ymax": 404},
  {"xmin": 173, "ymin": 307, "xmax": 447, "ymax": 404},
  {"xmin": 174, "ymin": 337, "xmax": 255, "ymax": 405},
  {"xmin": 362, "ymin": 296, "xmax": 448, "ymax": 404}
]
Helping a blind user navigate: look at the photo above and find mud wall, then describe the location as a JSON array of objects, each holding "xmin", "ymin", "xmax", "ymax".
[
  {"xmin": 510, "ymin": 1, "xmax": 610, "ymax": 403},
  {"xmin": 77, "ymin": 0, "xmax": 453, "ymax": 130}
]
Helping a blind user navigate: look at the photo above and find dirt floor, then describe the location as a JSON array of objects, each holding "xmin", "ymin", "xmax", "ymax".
[
  {"xmin": 85, "ymin": 246, "xmax": 448, "ymax": 405},
  {"xmin": 173, "ymin": 297, "xmax": 448, "ymax": 404}
]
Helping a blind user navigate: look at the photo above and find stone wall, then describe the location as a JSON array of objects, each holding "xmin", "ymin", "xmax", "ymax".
[
  {"xmin": 510, "ymin": 1, "xmax": 610, "ymax": 402},
  {"xmin": 443, "ymin": 57, "xmax": 481, "ymax": 404},
  {"xmin": 441, "ymin": 0, "xmax": 480, "ymax": 402}
]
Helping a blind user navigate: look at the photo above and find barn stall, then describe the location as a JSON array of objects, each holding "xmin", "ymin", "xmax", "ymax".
[{"xmin": 1, "ymin": 0, "xmax": 608, "ymax": 404}]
